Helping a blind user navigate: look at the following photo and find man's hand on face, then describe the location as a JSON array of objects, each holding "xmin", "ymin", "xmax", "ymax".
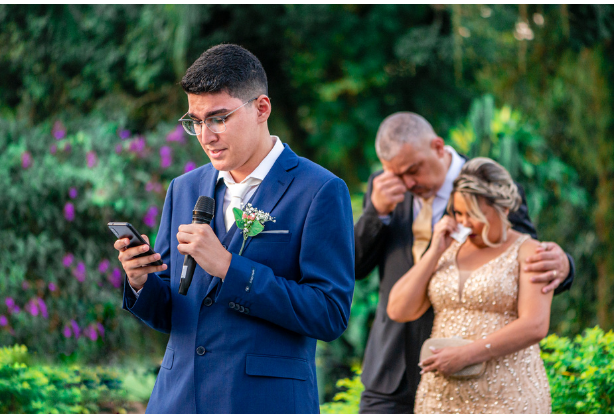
[
  {"xmin": 371, "ymin": 171, "xmax": 407, "ymax": 216},
  {"xmin": 524, "ymin": 241, "xmax": 570, "ymax": 294},
  {"xmin": 177, "ymin": 224, "xmax": 232, "ymax": 279},
  {"xmin": 114, "ymin": 235, "xmax": 167, "ymax": 291}
]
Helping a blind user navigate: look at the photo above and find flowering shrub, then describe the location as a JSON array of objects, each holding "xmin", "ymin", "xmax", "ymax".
[{"xmin": 0, "ymin": 117, "xmax": 205, "ymax": 361}]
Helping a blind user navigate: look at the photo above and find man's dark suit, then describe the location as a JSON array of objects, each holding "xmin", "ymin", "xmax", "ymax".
[{"xmin": 355, "ymin": 164, "xmax": 575, "ymax": 413}]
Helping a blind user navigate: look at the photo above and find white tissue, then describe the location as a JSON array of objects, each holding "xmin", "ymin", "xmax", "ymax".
[{"xmin": 450, "ymin": 224, "xmax": 472, "ymax": 243}]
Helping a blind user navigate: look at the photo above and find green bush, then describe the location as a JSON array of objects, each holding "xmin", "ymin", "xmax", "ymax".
[
  {"xmin": 541, "ymin": 326, "xmax": 614, "ymax": 414},
  {"xmin": 0, "ymin": 344, "xmax": 126, "ymax": 413},
  {"xmin": 0, "ymin": 115, "xmax": 204, "ymax": 361},
  {"xmin": 321, "ymin": 327, "xmax": 614, "ymax": 414}
]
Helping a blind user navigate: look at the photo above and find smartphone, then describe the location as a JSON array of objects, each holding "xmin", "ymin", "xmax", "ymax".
[{"xmin": 107, "ymin": 222, "xmax": 163, "ymax": 266}]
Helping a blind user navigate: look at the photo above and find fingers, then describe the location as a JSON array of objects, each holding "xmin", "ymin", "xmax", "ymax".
[
  {"xmin": 113, "ymin": 238, "xmax": 131, "ymax": 252},
  {"xmin": 141, "ymin": 234, "xmax": 150, "ymax": 244},
  {"xmin": 531, "ymin": 270, "xmax": 564, "ymax": 293},
  {"xmin": 525, "ymin": 250, "xmax": 558, "ymax": 264},
  {"xmin": 524, "ymin": 260, "xmax": 558, "ymax": 273},
  {"xmin": 127, "ymin": 263, "xmax": 167, "ymax": 281},
  {"xmin": 118, "ymin": 243, "xmax": 151, "ymax": 262}
]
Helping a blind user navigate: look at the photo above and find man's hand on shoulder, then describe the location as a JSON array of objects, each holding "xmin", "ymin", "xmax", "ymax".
[
  {"xmin": 371, "ymin": 171, "xmax": 406, "ymax": 216},
  {"xmin": 523, "ymin": 241, "xmax": 570, "ymax": 294},
  {"xmin": 177, "ymin": 224, "xmax": 232, "ymax": 279}
]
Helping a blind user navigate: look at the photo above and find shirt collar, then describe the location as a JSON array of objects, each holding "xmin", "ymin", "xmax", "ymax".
[
  {"xmin": 436, "ymin": 145, "xmax": 465, "ymax": 201},
  {"xmin": 217, "ymin": 136, "xmax": 284, "ymax": 184}
]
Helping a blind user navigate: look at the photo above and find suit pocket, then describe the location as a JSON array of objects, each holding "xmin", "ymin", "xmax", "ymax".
[
  {"xmin": 252, "ymin": 231, "xmax": 292, "ymax": 243},
  {"xmin": 160, "ymin": 347, "xmax": 174, "ymax": 370},
  {"xmin": 245, "ymin": 354, "xmax": 308, "ymax": 381}
]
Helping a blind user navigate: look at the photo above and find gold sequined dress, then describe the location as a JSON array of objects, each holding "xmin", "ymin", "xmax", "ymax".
[{"xmin": 414, "ymin": 234, "xmax": 551, "ymax": 413}]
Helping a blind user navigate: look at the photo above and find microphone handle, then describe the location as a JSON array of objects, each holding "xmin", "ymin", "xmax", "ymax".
[
  {"xmin": 178, "ymin": 215, "xmax": 213, "ymax": 296},
  {"xmin": 178, "ymin": 254, "xmax": 197, "ymax": 296}
]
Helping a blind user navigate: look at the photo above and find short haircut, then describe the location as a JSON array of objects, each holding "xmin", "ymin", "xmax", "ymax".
[
  {"xmin": 375, "ymin": 112, "xmax": 438, "ymax": 161},
  {"xmin": 181, "ymin": 44, "xmax": 268, "ymax": 101},
  {"xmin": 447, "ymin": 157, "xmax": 522, "ymax": 247}
]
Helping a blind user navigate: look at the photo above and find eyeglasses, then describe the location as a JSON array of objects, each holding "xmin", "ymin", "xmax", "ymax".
[{"xmin": 178, "ymin": 97, "xmax": 257, "ymax": 135}]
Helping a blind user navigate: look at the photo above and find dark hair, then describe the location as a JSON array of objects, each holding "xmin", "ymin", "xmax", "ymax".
[{"xmin": 181, "ymin": 44, "xmax": 268, "ymax": 101}]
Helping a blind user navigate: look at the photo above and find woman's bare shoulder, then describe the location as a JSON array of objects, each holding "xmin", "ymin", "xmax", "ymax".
[{"xmin": 516, "ymin": 232, "xmax": 541, "ymax": 263}]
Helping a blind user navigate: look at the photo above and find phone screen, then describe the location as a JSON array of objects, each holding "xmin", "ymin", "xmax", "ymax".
[{"xmin": 108, "ymin": 222, "xmax": 163, "ymax": 266}]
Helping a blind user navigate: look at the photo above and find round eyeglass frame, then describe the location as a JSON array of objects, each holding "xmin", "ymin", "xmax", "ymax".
[{"xmin": 178, "ymin": 97, "xmax": 257, "ymax": 135}]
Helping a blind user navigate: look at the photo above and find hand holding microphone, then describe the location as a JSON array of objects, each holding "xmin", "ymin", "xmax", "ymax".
[{"xmin": 177, "ymin": 196, "xmax": 232, "ymax": 295}]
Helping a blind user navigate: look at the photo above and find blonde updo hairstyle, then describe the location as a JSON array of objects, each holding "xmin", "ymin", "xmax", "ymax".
[{"xmin": 447, "ymin": 157, "xmax": 522, "ymax": 247}]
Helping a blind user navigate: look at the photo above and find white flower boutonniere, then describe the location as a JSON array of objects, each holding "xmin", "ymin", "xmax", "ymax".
[{"xmin": 233, "ymin": 203, "xmax": 276, "ymax": 256}]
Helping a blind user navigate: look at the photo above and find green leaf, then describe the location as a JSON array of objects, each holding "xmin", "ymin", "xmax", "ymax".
[
  {"xmin": 247, "ymin": 221, "xmax": 264, "ymax": 237},
  {"xmin": 233, "ymin": 207, "xmax": 244, "ymax": 223},
  {"xmin": 236, "ymin": 218, "xmax": 245, "ymax": 229}
]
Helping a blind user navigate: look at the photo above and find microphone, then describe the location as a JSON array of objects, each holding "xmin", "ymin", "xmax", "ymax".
[{"xmin": 178, "ymin": 196, "xmax": 215, "ymax": 296}]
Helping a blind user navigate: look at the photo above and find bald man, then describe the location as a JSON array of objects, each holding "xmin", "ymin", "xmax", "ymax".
[{"xmin": 354, "ymin": 112, "xmax": 575, "ymax": 413}]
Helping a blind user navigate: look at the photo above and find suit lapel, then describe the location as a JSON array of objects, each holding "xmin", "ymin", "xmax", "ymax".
[
  {"xmin": 226, "ymin": 145, "xmax": 297, "ymax": 256},
  {"xmin": 204, "ymin": 145, "xmax": 298, "ymax": 298}
]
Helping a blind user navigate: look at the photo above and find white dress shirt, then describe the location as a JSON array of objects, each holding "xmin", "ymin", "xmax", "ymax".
[{"xmin": 131, "ymin": 136, "xmax": 285, "ymax": 297}]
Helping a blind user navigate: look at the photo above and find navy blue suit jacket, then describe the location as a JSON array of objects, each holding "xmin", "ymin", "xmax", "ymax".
[{"xmin": 123, "ymin": 144, "xmax": 355, "ymax": 413}]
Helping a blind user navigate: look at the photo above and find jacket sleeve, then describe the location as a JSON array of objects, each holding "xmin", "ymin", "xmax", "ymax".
[
  {"xmin": 509, "ymin": 182, "xmax": 575, "ymax": 295},
  {"xmin": 354, "ymin": 171, "xmax": 390, "ymax": 280},
  {"xmin": 213, "ymin": 177, "xmax": 355, "ymax": 342},
  {"xmin": 122, "ymin": 179, "xmax": 175, "ymax": 334}
]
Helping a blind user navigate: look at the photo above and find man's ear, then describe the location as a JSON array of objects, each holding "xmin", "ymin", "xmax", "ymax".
[
  {"xmin": 255, "ymin": 95, "xmax": 271, "ymax": 123},
  {"xmin": 431, "ymin": 137, "xmax": 446, "ymax": 156}
]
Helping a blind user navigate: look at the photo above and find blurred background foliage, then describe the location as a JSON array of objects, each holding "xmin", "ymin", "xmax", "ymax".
[{"xmin": 1, "ymin": 4, "xmax": 613, "ymax": 408}]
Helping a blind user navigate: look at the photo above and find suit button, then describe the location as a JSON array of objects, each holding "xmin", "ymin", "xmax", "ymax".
[
  {"xmin": 234, "ymin": 304, "xmax": 241, "ymax": 310},
  {"xmin": 244, "ymin": 307, "xmax": 250, "ymax": 315},
  {"xmin": 222, "ymin": 244, "xmax": 227, "ymax": 250},
  {"xmin": 239, "ymin": 306, "xmax": 245, "ymax": 313},
  {"xmin": 204, "ymin": 297, "xmax": 213, "ymax": 307},
  {"xmin": 196, "ymin": 346, "xmax": 206, "ymax": 356},
  {"xmin": 229, "ymin": 302, "xmax": 235, "ymax": 308}
]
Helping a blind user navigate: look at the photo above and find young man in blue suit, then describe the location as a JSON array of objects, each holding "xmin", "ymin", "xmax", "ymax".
[{"xmin": 113, "ymin": 44, "xmax": 355, "ymax": 413}]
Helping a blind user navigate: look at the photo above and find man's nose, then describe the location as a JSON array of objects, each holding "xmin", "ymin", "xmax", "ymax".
[{"xmin": 200, "ymin": 126, "xmax": 218, "ymax": 144}]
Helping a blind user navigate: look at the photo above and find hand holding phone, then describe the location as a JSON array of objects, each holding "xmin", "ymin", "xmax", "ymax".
[{"xmin": 109, "ymin": 222, "xmax": 167, "ymax": 290}]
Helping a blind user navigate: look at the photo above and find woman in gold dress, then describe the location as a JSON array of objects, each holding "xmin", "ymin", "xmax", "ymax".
[{"xmin": 387, "ymin": 157, "xmax": 552, "ymax": 414}]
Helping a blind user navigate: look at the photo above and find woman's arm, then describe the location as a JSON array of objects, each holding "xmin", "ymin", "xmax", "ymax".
[
  {"xmin": 387, "ymin": 216, "xmax": 457, "ymax": 322},
  {"xmin": 420, "ymin": 237, "xmax": 554, "ymax": 376}
]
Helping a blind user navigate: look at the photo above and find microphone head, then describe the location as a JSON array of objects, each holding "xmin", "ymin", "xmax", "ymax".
[
  {"xmin": 194, "ymin": 196, "xmax": 215, "ymax": 215},
  {"xmin": 192, "ymin": 196, "xmax": 215, "ymax": 224}
]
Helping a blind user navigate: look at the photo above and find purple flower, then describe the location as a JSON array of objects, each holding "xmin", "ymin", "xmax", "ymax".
[
  {"xmin": 128, "ymin": 136, "xmax": 146, "ymax": 155},
  {"xmin": 62, "ymin": 253, "xmax": 74, "ymax": 268},
  {"xmin": 115, "ymin": 144, "xmax": 122, "ymax": 154},
  {"xmin": 73, "ymin": 262, "xmax": 86, "ymax": 282},
  {"xmin": 37, "ymin": 298, "xmax": 48, "ymax": 319},
  {"xmin": 96, "ymin": 322, "xmax": 105, "ymax": 337},
  {"xmin": 64, "ymin": 202, "xmax": 75, "ymax": 222},
  {"xmin": 109, "ymin": 267, "xmax": 122, "ymax": 288},
  {"xmin": 50, "ymin": 144, "xmax": 58, "ymax": 154},
  {"xmin": 64, "ymin": 143, "xmax": 72, "ymax": 153},
  {"xmin": 98, "ymin": 259, "xmax": 110, "ymax": 273},
  {"xmin": 69, "ymin": 187, "xmax": 78, "ymax": 199},
  {"xmin": 160, "ymin": 146, "xmax": 172, "ymax": 168},
  {"xmin": 118, "ymin": 129, "xmax": 131, "ymax": 140},
  {"xmin": 5, "ymin": 297, "xmax": 15, "ymax": 309},
  {"xmin": 166, "ymin": 125, "xmax": 186, "ymax": 144},
  {"xmin": 22, "ymin": 152, "xmax": 32, "ymax": 169},
  {"xmin": 25, "ymin": 299, "xmax": 39, "ymax": 316},
  {"xmin": 48, "ymin": 282, "xmax": 57, "ymax": 291},
  {"xmin": 62, "ymin": 325, "xmax": 72, "ymax": 338},
  {"xmin": 0, "ymin": 315, "xmax": 7, "ymax": 327},
  {"xmin": 86, "ymin": 151, "xmax": 98, "ymax": 168},
  {"xmin": 184, "ymin": 161, "xmax": 197, "ymax": 173},
  {"xmin": 52, "ymin": 121, "xmax": 66, "ymax": 140},
  {"xmin": 11, "ymin": 306, "xmax": 20, "ymax": 315},
  {"xmin": 143, "ymin": 206, "xmax": 159, "ymax": 228},
  {"xmin": 85, "ymin": 325, "xmax": 98, "ymax": 341},
  {"xmin": 70, "ymin": 320, "xmax": 80, "ymax": 339},
  {"xmin": 22, "ymin": 281, "xmax": 30, "ymax": 290},
  {"xmin": 146, "ymin": 181, "xmax": 162, "ymax": 193}
]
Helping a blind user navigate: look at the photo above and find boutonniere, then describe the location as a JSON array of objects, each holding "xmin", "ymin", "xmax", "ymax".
[{"xmin": 233, "ymin": 203, "xmax": 276, "ymax": 256}]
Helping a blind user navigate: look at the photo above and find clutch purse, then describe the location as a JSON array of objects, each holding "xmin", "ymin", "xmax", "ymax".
[{"xmin": 419, "ymin": 337, "xmax": 486, "ymax": 379}]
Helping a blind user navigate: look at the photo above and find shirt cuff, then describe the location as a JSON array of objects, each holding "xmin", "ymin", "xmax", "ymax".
[
  {"xmin": 379, "ymin": 214, "xmax": 392, "ymax": 226},
  {"xmin": 130, "ymin": 284, "xmax": 143, "ymax": 298}
]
